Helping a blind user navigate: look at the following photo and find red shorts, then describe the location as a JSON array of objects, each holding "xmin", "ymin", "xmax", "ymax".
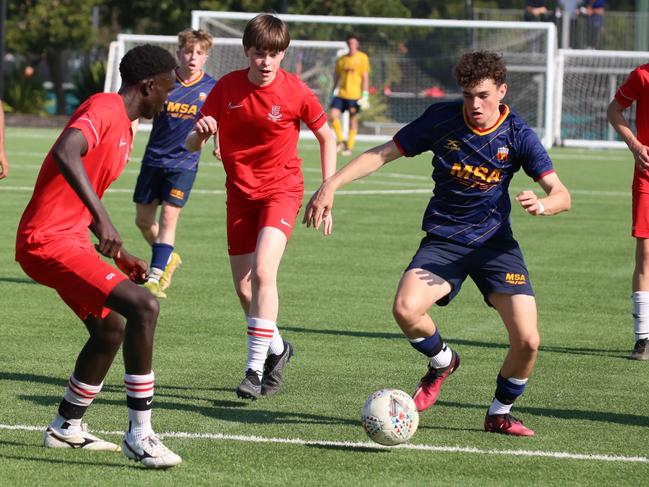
[
  {"xmin": 16, "ymin": 238, "xmax": 127, "ymax": 320},
  {"xmin": 226, "ymin": 192, "xmax": 302, "ymax": 256},
  {"xmin": 632, "ymin": 189, "xmax": 649, "ymax": 238}
]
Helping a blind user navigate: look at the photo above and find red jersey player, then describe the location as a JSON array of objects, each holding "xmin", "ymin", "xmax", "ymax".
[
  {"xmin": 186, "ymin": 13, "xmax": 337, "ymax": 399},
  {"xmin": 608, "ymin": 63, "xmax": 649, "ymax": 361},
  {"xmin": 15, "ymin": 45, "xmax": 182, "ymax": 468}
]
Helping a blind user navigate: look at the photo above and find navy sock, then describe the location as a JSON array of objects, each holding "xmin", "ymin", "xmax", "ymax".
[
  {"xmin": 151, "ymin": 243, "xmax": 174, "ymax": 271},
  {"xmin": 494, "ymin": 373, "xmax": 527, "ymax": 405},
  {"xmin": 409, "ymin": 328, "xmax": 443, "ymax": 357}
]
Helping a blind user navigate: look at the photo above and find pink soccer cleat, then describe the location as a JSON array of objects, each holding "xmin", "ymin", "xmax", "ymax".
[
  {"xmin": 412, "ymin": 350, "xmax": 460, "ymax": 412},
  {"xmin": 484, "ymin": 413, "xmax": 535, "ymax": 436}
]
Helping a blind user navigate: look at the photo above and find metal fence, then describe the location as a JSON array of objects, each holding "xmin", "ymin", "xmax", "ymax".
[{"xmin": 473, "ymin": 8, "xmax": 649, "ymax": 51}]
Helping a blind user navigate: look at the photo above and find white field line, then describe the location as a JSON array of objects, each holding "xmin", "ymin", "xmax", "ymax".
[
  {"xmin": 0, "ymin": 185, "xmax": 629, "ymax": 197},
  {"xmin": 0, "ymin": 423, "xmax": 646, "ymax": 464}
]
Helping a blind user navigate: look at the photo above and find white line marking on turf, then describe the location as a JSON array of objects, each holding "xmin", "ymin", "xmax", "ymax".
[{"xmin": 0, "ymin": 424, "xmax": 646, "ymax": 463}]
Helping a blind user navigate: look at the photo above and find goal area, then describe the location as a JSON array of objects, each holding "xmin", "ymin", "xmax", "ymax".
[
  {"xmin": 554, "ymin": 49, "xmax": 649, "ymax": 148},
  {"xmin": 191, "ymin": 11, "xmax": 556, "ymax": 147}
]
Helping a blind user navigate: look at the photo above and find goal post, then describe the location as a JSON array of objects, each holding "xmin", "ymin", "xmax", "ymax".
[
  {"xmin": 554, "ymin": 48, "xmax": 649, "ymax": 148},
  {"xmin": 192, "ymin": 11, "xmax": 557, "ymax": 147}
]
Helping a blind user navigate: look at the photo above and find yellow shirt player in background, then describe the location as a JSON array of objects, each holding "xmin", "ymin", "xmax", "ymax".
[{"xmin": 329, "ymin": 35, "xmax": 370, "ymax": 157}]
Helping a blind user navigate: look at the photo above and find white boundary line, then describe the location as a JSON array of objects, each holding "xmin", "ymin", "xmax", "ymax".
[{"xmin": 0, "ymin": 423, "xmax": 646, "ymax": 464}]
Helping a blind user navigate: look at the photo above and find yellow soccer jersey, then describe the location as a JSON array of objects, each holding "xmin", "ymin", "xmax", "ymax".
[{"xmin": 335, "ymin": 51, "xmax": 370, "ymax": 100}]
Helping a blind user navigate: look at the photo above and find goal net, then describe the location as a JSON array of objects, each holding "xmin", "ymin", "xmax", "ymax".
[
  {"xmin": 105, "ymin": 34, "xmax": 346, "ymax": 131},
  {"xmin": 192, "ymin": 11, "xmax": 556, "ymax": 146},
  {"xmin": 554, "ymin": 49, "xmax": 649, "ymax": 148}
]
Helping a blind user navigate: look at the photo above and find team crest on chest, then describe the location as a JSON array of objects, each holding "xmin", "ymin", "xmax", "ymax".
[
  {"xmin": 268, "ymin": 105, "xmax": 282, "ymax": 122},
  {"xmin": 496, "ymin": 146, "xmax": 510, "ymax": 161}
]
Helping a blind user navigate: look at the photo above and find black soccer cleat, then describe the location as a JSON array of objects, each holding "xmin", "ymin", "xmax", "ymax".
[
  {"xmin": 629, "ymin": 338, "xmax": 649, "ymax": 360},
  {"xmin": 261, "ymin": 340, "xmax": 294, "ymax": 396},
  {"xmin": 236, "ymin": 368, "xmax": 262, "ymax": 400}
]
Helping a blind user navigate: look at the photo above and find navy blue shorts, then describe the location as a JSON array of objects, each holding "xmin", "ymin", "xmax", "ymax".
[
  {"xmin": 406, "ymin": 233, "xmax": 534, "ymax": 307},
  {"xmin": 133, "ymin": 165, "xmax": 197, "ymax": 207},
  {"xmin": 330, "ymin": 96, "xmax": 361, "ymax": 115}
]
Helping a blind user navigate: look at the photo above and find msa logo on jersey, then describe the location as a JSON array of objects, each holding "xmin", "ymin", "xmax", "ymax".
[
  {"xmin": 169, "ymin": 188, "xmax": 185, "ymax": 200},
  {"xmin": 496, "ymin": 146, "xmax": 510, "ymax": 161},
  {"xmin": 450, "ymin": 162, "xmax": 501, "ymax": 187},
  {"xmin": 166, "ymin": 101, "xmax": 198, "ymax": 118},
  {"xmin": 505, "ymin": 273, "xmax": 527, "ymax": 285},
  {"xmin": 268, "ymin": 105, "xmax": 282, "ymax": 122},
  {"xmin": 199, "ymin": 92, "xmax": 208, "ymax": 101}
]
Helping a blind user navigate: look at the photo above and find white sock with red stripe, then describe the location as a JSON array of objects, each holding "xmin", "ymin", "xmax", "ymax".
[
  {"xmin": 124, "ymin": 371, "xmax": 155, "ymax": 440},
  {"xmin": 52, "ymin": 375, "xmax": 103, "ymax": 432},
  {"xmin": 246, "ymin": 317, "xmax": 276, "ymax": 377}
]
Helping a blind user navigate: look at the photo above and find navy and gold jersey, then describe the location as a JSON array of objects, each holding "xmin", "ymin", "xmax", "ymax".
[
  {"xmin": 142, "ymin": 71, "xmax": 216, "ymax": 171},
  {"xmin": 394, "ymin": 100, "xmax": 554, "ymax": 247}
]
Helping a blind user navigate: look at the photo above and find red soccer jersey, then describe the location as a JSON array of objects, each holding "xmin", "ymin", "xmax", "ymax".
[
  {"xmin": 201, "ymin": 68, "xmax": 326, "ymax": 200},
  {"xmin": 16, "ymin": 93, "xmax": 133, "ymax": 249},
  {"xmin": 615, "ymin": 64, "xmax": 649, "ymax": 191}
]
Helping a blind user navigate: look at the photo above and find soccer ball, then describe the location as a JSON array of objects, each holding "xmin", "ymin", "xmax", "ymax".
[{"xmin": 360, "ymin": 388, "xmax": 419, "ymax": 446}]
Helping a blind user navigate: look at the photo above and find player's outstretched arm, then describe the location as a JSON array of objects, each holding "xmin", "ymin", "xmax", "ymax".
[
  {"xmin": 186, "ymin": 115, "xmax": 218, "ymax": 152},
  {"xmin": 312, "ymin": 122, "xmax": 337, "ymax": 235},
  {"xmin": 114, "ymin": 248, "xmax": 148, "ymax": 284},
  {"xmin": 516, "ymin": 172, "xmax": 571, "ymax": 217},
  {"xmin": 53, "ymin": 128, "xmax": 122, "ymax": 257},
  {"xmin": 303, "ymin": 140, "xmax": 402, "ymax": 230},
  {"xmin": 607, "ymin": 99, "xmax": 649, "ymax": 171}
]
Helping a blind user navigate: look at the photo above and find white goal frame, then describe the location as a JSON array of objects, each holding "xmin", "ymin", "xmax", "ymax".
[
  {"xmin": 191, "ymin": 11, "xmax": 557, "ymax": 147},
  {"xmin": 554, "ymin": 48, "xmax": 649, "ymax": 148}
]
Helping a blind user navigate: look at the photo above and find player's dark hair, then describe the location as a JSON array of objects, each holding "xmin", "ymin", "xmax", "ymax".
[
  {"xmin": 453, "ymin": 50, "xmax": 507, "ymax": 88},
  {"xmin": 346, "ymin": 34, "xmax": 359, "ymax": 43},
  {"xmin": 242, "ymin": 14, "xmax": 290, "ymax": 53},
  {"xmin": 119, "ymin": 44, "xmax": 178, "ymax": 86}
]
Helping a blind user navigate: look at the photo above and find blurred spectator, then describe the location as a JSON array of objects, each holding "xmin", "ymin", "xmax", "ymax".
[
  {"xmin": 580, "ymin": 0, "xmax": 605, "ymax": 49},
  {"xmin": 524, "ymin": 0, "xmax": 552, "ymax": 22}
]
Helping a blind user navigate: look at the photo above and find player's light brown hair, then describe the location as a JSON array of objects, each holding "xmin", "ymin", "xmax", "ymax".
[
  {"xmin": 178, "ymin": 28, "xmax": 213, "ymax": 52},
  {"xmin": 242, "ymin": 14, "xmax": 290, "ymax": 53},
  {"xmin": 453, "ymin": 50, "xmax": 507, "ymax": 89}
]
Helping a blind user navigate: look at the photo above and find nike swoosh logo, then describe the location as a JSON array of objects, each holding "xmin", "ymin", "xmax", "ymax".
[
  {"xmin": 145, "ymin": 399, "xmax": 153, "ymax": 406},
  {"xmin": 119, "ymin": 141, "xmax": 128, "ymax": 147},
  {"xmin": 228, "ymin": 102, "xmax": 244, "ymax": 109},
  {"xmin": 280, "ymin": 218, "xmax": 292, "ymax": 228}
]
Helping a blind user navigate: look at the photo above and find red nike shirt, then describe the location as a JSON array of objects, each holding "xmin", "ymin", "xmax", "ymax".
[
  {"xmin": 201, "ymin": 68, "xmax": 326, "ymax": 200},
  {"xmin": 615, "ymin": 63, "xmax": 649, "ymax": 191},
  {"xmin": 16, "ymin": 93, "xmax": 133, "ymax": 250}
]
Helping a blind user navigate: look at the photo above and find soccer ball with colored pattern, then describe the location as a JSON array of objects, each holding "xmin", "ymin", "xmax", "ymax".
[{"xmin": 360, "ymin": 388, "xmax": 419, "ymax": 446}]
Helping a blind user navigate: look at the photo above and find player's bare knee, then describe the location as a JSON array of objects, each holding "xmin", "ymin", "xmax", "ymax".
[
  {"xmin": 392, "ymin": 298, "xmax": 420, "ymax": 329},
  {"xmin": 512, "ymin": 334, "xmax": 540, "ymax": 356}
]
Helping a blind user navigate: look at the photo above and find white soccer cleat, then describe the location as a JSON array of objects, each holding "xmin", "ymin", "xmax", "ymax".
[
  {"xmin": 122, "ymin": 432, "xmax": 182, "ymax": 468},
  {"xmin": 43, "ymin": 423, "xmax": 120, "ymax": 451}
]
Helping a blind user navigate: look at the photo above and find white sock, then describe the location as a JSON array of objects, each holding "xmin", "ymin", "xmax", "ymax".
[
  {"xmin": 632, "ymin": 292, "xmax": 649, "ymax": 340},
  {"xmin": 124, "ymin": 371, "xmax": 155, "ymax": 440},
  {"xmin": 429, "ymin": 344, "xmax": 452, "ymax": 369},
  {"xmin": 246, "ymin": 317, "xmax": 276, "ymax": 376},
  {"xmin": 51, "ymin": 414, "xmax": 82, "ymax": 432},
  {"xmin": 488, "ymin": 398, "xmax": 513, "ymax": 415},
  {"xmin": 147, "ymin": 267, "xmax": 163, "ymax": 283},
  {"xmin": 269, "ymin": 327, "xmax": 285, "ymax": 356}
]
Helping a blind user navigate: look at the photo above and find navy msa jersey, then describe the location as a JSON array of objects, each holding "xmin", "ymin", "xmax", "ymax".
[
  {"xmin": 394, "ymin": 101, "xmax": 554, "ymax": 247},
  {"xmin": 142, "ymin": 71, "xmax": 217, "ymax": 171}
]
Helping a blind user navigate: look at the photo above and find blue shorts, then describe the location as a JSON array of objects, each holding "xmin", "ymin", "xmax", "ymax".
[
  {"xmin": 133, "ymin": 165, "xmax": 197, "ymax": 207},
  {"xmin": 406, "ymin": 233, "xmax": 534, "ymax": 307},
  {"xmin": 330, "ymin": 97, "xmax": 361, "ymax": 115}
]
